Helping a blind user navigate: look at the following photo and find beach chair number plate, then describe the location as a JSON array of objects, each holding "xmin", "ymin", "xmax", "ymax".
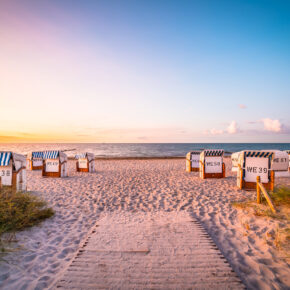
[
  {"xmin": 0, "ymin": 166, "xmax": 12, "ymax": 185},
  {"xmin": 244, "ymin": 157, "xmax": 269, "ymax": 183},
  {"xmin": 78, "ymin": 159, "xmax": 88, "ymax": 169},
  {"xmin": 204, "ymin": 157, "xmax": 222, "ymax": 173},
  {"xmin": 33, "ymin": 158, "xmax": 43, "ymax": 167},
  {"xmin": 46, "ymin": 160, "xmax": 59, "ymax": 172},
  {"xmin": 191, "ymin": 155, "xmax": 200, "ymax": 168}
]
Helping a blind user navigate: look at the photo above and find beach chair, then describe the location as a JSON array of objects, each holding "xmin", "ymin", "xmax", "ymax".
[
  {"xmin": 237, "ymin": 151, "xmax": 276, "ymax": 190},
  {"xmin": 75, "ymin": 153, "xmax": 95, "ymax": 172},
  {"xmin": 199, "ymin": 149, "xmax": 225, "ymax": 179},
  {"xmin": 42, "ymin": 151, "xmax": 68, "ymax": 177},
  {"xmin": 234, "ymin": 150, "xmax": 289, "ymax": 178},
  {"xmin": 27, "ymin": 151, "xmax": 44, "ymax": 170},
  {"xmin": 0, "ymin": 152, "xmax": 27, "ymax": 191},
  {"xmin": 186, "ymin": 151, "xmax": 201, "ymax": 172}
]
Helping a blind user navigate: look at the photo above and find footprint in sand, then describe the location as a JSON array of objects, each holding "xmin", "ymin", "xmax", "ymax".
[
  {"xmin": 23, "ymin": 254, "xmax": 36, "ymax": 263},
  {"xmin": 57, "ymin": 247, "xmax": 75, "ymax": 259}
]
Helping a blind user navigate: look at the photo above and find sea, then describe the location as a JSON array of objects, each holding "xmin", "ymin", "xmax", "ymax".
[{"xmin": 0, "ymin": 143, "xmax": 289, "ymax": 158}]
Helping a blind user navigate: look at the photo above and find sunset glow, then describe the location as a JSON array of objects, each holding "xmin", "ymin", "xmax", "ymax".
[{"xmin": 1, "ymin": 0, "xmax": 289, "ymax": 142}]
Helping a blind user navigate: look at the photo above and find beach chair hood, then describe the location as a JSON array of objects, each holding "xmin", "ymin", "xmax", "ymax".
[
  {"xmin": 59, "ymin": 152, "xmax": 68, "ymax": 163},
  {"xmin": 75, "ymin": 152, "xmax": 94, "ymax": 162},
  {"xmin": 0, "ymin": 152, "xmax": 12, "ymax": 166},
  {"xmin": 238, "ymin": 150, "xmax": 288, "ymax": 171},
  {"xmin": 200, "ymin": 149, "xmax": 224, "ymax": 161},
  {"xmin": 12, "ymin": 153, "xmax": 26, "ymax": 171},
  {"xmin": 43, "ymin": 151, "xmax": 67, "ymax": 163}
]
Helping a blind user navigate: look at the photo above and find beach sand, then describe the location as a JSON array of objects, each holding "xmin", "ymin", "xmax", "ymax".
[{"xmin": 0, "ymin": 158, "xmax": 289, "ymax": 289}]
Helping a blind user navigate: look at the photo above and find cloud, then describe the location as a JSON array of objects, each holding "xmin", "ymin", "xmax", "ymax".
[
  {"xmin": 262, "ymin": 118, "xmax": 282, "ymax": 132},
  {"xmin": 205, "ymin": 121, "xmax": 239, "ymax": 135},
  {"xmin": 227, "ymin": 121, "xmax": 239, "ymax": 134},
  {"xmin": 0, "ymin": 135, "xmax": 22, "ymax": 142},
  {"xmin": 204, "ymin": 118, "xmax": 289, "ymax": 137},
  {"xmin": 239, "ymin": 104, "xmax": 247, "ymax": 109}
]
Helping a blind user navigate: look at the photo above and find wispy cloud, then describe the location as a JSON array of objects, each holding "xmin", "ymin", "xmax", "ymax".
[{"xmin": 204, "ymin": 128, "xmax": 224, "ymax": 135}]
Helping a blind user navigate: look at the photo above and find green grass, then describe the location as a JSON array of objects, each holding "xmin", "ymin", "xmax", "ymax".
[
  {"xmin": 270, "ymin": 186, "xmax": 290, "ymax": 206},
  {"xmin": 0, "ymin": 187, "xmax": 54, "ymax": 236}
]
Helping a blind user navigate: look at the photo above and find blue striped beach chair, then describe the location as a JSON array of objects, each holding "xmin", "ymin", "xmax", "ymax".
[
  {"xmin": 0, "ymin": 152, "xmax": 27, "ymax": 191},
  {"xmin": 27, "ymin": 151, "xmax": 44, "ymax": 170},
  {"xmin": 42, "ymin": 151, "xmax": 68, "ymax": 178}
]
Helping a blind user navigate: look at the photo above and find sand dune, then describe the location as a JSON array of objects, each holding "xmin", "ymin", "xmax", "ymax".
[{"xmin": 0, "ymin": 158, "xmax": 289, "ymax": 289}]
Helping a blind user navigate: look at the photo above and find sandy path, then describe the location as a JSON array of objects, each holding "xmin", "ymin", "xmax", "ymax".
[
  {"xmin": 54, "ymin": 211, "xmax": 244, "ymax": 289},
  {"xmin": 0, "ymin": 159, "xmax": 289, "ymax": 289}
]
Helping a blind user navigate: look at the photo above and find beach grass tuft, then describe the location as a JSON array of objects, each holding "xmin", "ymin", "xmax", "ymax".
[
  {"xmin": 0, "ymin": 188, "xmax": 54, "ymax": 237},
  {"xmin": 270, "ymin": 186, "xmax": 290, "ymax": 207}
]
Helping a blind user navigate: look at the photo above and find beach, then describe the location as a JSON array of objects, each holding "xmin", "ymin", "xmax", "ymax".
[{"xmin": 0, "ymin": 158, "xmax": 289, "ymax": 289}]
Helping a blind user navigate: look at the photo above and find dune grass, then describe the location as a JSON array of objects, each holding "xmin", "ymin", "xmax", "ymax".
[
  {"xmin": 0, "ymin": 187, "xmax": 54, "ymax": 237},
  {"xmin": 232, "ymin": 186, "xmax": 290, "ymax": 219},
  {"xmin": 270, "ymin": 186, "xmax": 290, "ymax": 207},
  {"xmin": 232, "ymin": 185, "xmax": 290, "ymax": 257}
]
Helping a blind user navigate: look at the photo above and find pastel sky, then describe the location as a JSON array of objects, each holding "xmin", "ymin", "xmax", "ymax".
[{"xmin": 0, "ymin": 0, "xmax": 289, "ymax": 143}]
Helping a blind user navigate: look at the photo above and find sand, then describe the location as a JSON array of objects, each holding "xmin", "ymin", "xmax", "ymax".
[{"xmin": 0, "ymin": 158, "xmax": 289, "ymax": 289}]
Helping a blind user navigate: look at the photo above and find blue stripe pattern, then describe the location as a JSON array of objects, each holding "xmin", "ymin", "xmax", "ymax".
[
  {"xmin": 190, "ymin": 151, "xmax": 201, "ymax": 155},
  {"xmin": 245, "ymin": 151, "xmax": 273, "ymax": 158},
  {"xmin": 204, "ymin": 149, "xmax": 224, "ymax": 156},
  {"xmin": 75, "ymin": 153, "xmax": 86, "ymax": 159},
  {"xmin": 0, "ymin": 152, "xmax": 12, "ymax": 166},
  {"xmin": 43, "ymin": 151, "xmax": 59, "ymax": 159},
  {"xmin": 32, "ymin": 152, "xmax": 44, "ymax": 158}
]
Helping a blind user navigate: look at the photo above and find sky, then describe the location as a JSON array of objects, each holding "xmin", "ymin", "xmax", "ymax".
[{"xmin": 0, "ymin": 0, "xmax": 289, "ymax": 143}]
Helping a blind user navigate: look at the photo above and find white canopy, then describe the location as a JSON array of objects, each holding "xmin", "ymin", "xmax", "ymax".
[
  {"xmin": 12, "ymin": 153, "xmax": 26, "ymax": 171},
  {"xmin": 59, "ymin": 152, "xmax": 68, "ymax": 163},
  {"xmin": 75, "ymin": 152, "xmax": 94, "ymax": 162}
]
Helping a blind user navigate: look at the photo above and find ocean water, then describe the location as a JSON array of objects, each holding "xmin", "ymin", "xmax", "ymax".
[{"xmin": 0, "ymin": 143, "xmax": 289, "ymax": 158}]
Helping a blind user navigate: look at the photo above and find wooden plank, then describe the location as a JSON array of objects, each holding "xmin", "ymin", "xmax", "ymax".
[
  {"xmin": 259, "ymin": 182, "xmax": 276, "ymax": 214},
  {"xmin": 53, "ymin": 212, "xmax": 244, "ymax": 289}
]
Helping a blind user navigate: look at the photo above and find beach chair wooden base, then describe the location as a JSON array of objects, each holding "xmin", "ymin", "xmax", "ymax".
[
  {"xmin": 76, "ymin": 161, "xmax": 89, "ymax": 172},
  {"xmin": 203, "ymin": 172, "xmax": 224, "ymax": 179},
  {"xmin": 31, "ymin": 165, "xmax": 43, "ymax": 171},
  {"xmin": 241, "ymin": 181, "xmax": 274, "ymax": 191},
  {"xmin": 42, "ymin": 171, "xmax": 61, "ymax": 178}
]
